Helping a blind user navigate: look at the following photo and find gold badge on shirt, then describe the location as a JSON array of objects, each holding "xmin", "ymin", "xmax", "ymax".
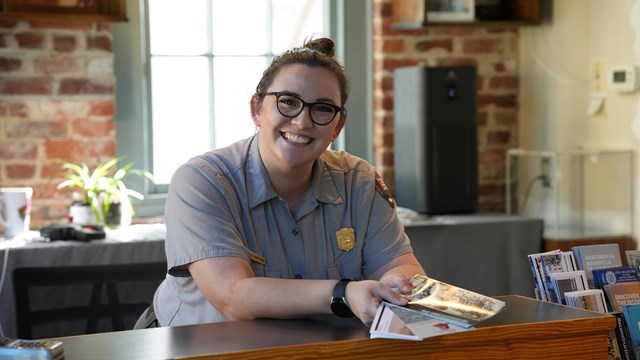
[{"xmin": 336, "ymin": 228, "xmax": 355, "ymax": 252}]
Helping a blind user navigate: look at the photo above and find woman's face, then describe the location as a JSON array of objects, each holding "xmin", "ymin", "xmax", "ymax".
[{"xmin": 251, "ymin": 64, "xmax": 346, "ymax": 172}]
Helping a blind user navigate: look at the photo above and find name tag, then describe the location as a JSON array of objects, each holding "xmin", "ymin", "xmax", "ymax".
[{"xmin": 249, "ymin": 251, "xmax": 266, "ymax": 266}]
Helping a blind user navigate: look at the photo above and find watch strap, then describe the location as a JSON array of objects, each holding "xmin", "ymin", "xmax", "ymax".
[{"xmin": 330, "ymin": 279, "xmax": 354, "ymax": 318}]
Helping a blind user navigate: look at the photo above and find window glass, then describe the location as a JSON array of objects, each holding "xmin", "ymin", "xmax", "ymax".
[
  {"xmin": 151, "ymin": 57, "xmax": 211, "ymax": 183},
  {"xmin": 213, "ymin": 57, "xmax": 268, "ymax": 148},
  {"xmin": 148, "ymin": 0, "xmax": 209, "ymax": 55},
  {"xmin": 272, "ymin": 0, "xmax": 326, "ymax": 53},
  {"xmin": 212, "ymin": 0, "xmax": 269, "ymax": 55}
]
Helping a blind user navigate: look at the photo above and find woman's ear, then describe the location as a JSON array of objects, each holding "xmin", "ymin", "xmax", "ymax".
[
  {"xmin": 332, "ymin": 115, "xmax": 346, "ymax": 140},
  {"xmin": 250, "ymin": 94, "xmax": 261, "ymax": 127}
]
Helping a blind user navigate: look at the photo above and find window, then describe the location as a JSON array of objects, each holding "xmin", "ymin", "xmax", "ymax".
[
  {"xmin": 147, "ymin": 0, "xmax": 328, "ymax": 184},
  {"xmin": 113, "ymin": 0, "xmax": 372, "ymax": 217}
]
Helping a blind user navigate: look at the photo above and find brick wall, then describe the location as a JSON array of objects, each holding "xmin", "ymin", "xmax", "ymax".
[
  {"xmin": 372, "ymin": 0, "xmax": 520, "ymax": 212},
  {"xmin": 0, "ymin": 19, "xmax": 116, "ymax": 230}
]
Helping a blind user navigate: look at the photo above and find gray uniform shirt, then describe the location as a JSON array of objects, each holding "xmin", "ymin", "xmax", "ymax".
[{"xmin": 153, "ymin": 135, "xmax": 413, "ymax": 326}]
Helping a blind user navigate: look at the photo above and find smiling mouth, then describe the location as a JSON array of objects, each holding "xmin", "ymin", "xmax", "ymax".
[{"xmin": 282, "ymin": 132, "xmax": 312, "ymax": 145}]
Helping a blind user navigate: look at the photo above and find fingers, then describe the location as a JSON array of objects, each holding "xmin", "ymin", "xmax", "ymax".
[
  {"xmin": 380, "ymin": 273, "xmax": 413, "ymax": 295},
  {"xmin": 346, "ymin": 280, "xmax": 409, "ymax": 327}
]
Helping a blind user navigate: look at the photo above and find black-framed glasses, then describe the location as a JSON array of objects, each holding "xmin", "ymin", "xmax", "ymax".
[{"xmin": 266, "ymin": 92, "xmax": 343, "ymax": 126}]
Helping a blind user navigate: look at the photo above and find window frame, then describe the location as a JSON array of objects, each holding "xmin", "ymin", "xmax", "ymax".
[{"xmin": 113, "ymin": 0, "xmax": 372, "ymax": 218}]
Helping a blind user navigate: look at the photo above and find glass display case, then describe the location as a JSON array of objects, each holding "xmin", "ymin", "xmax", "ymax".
[{"xmin": 506, "ymin": 148, "xmax": 634, "ymax": 240}]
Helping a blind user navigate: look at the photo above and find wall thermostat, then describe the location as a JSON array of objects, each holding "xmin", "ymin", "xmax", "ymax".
[{"xmin": 609, "ymin": 65, "xmax": 639, "ymax": 93}]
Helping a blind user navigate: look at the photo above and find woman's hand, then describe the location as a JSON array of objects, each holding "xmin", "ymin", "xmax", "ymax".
[
  {"xmin": 344, "ymin": 280, "xmax": 408, "ymax": 326},
  {"xmin": 379, "ymin": 273, "xmax": 414, "ymax": 296}
]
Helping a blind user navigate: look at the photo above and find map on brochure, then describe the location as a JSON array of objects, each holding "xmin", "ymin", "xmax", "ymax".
[
  {"xmin": 400, "ymin": 275, "xmax": 506, "ymax": 328},
  {"xmin": 370, "ymin": 301, "xmax": 473, "ymax": 340}
]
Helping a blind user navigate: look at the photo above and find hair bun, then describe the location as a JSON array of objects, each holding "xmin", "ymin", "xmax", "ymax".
[{"xmin": 303, "ymin": 38, "xmax": 335, "ymax": 58}]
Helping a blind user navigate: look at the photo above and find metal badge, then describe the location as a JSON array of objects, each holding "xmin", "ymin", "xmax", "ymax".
[{"xmin": 336, "ymin": 228, "xmax": 355, "ymax": 252}]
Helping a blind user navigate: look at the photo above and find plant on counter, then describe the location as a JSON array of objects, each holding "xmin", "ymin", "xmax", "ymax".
[{"xmin": 56, "ymin": 158, "xmax": 155, "ymax": 227}]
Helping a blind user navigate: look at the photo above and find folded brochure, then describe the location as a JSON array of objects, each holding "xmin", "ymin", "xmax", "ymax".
[
  {"xmin": 370, "ymin": 275, "xmax": 506, "ymax": 339},
  {"xmin": 370, "ymin": 301, "xmax": 473, "ymax": 340}
]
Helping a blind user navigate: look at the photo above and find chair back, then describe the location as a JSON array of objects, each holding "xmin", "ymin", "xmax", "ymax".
[{"xmin": 13, "ymin": 261, "xmax": 167, "ymax": 339}]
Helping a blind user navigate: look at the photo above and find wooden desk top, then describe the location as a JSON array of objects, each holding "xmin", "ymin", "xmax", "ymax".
[{"xmin": 53, "ymin": 295, "xmax": 614, "ymax": 360}]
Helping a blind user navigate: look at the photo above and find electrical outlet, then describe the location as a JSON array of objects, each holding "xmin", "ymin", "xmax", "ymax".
[{"xmin": 541, "ymin": 158, "xmax": 551, "ymax": 188}]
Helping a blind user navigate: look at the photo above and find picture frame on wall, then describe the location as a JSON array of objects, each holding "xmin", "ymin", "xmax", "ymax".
[{"xmin": 427, "ymin": 0, "xmax": 475, "ymax": 22}]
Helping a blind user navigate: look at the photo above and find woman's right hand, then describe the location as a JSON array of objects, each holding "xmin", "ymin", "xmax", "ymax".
[{"xmin": 344, "ymin": 280, "xmax": 408, "ymax": 326}]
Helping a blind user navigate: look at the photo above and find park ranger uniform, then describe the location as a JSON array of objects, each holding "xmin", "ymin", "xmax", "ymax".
[{"xmin": 152, "ymin": 135, "xmax": 413, "ymax": 326}]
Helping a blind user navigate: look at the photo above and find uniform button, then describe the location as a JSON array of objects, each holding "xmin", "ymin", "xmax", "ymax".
[
  {"xmin": 291, "ymin": 228, "xmax": 299, "ymax": 236},
  {"xmin": 294, "ymin": 274, "xmax": 302, "ymax": 279}
]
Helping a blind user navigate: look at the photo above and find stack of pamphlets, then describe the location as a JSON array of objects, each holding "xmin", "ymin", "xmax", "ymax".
[{"xmin": 370, "ymin": 275, "xmax": 506, "ymax": 340}]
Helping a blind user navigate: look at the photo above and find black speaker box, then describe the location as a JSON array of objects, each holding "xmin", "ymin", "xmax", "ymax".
[{"xmin": 393, "ymin": 66, "xmax": 478, "ymax": 214}]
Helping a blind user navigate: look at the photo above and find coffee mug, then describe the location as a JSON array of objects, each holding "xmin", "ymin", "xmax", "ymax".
[{"xmin": 0, "ymin": 187, "xmax": 33, "ymax": 238}]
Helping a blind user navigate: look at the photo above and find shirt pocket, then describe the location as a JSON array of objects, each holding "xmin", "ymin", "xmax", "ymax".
[
  {"xmin": 335, "ymin": 252, "xmax": 364, "ymax": 280},
  {"xmin": 326, "ymin": 262, "xmax": 341, "ymax": 279}
]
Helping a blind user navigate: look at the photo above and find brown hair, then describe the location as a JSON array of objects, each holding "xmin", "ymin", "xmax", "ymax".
[{"xmin": 254, "ymin": 37, "xmax": 350, "ymax": 114}]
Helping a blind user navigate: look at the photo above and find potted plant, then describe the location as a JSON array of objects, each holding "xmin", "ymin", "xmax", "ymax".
[{"xmin": 56, "ymin": 158, "xmax": 154, "ymax": 227}]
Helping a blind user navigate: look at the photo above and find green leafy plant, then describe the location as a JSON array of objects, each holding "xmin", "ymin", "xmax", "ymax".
[{"xmin": 56, "ymin": 158, "xmax": 155, "ymax": 225}]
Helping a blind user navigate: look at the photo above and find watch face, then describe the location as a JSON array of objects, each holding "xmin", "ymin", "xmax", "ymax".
[{"xmin": 331, "ymin": 300, "xmax": 352, "ymax": 318}]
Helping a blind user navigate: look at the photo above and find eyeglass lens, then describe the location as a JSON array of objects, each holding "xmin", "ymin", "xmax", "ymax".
[{"xmin": 275, "ymin": 94, "xmax": 338, "ymax": 125}]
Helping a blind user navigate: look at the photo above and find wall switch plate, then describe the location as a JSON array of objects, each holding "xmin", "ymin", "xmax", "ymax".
[{"xmin": 592, "ymin": 60, "xmax": 605, "ymax": 92}]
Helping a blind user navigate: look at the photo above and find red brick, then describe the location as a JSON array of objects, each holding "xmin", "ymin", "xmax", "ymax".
[
  {"xmin": 477, "ymin": 109, "xmax": 489, "ymax": 126},
  {"xmin": 435, "ymin": 57, "xmax": 478, "ymax": 67},
  {"xmin": 15, "ymin": 32, "xmax": 46, "ymax": 49},
  {"xmin": 0, "ymin": 142, "xmax": 38, "ymax": 159},
  {"xmin": 415, "ymin": 39, "xmax": 453, "ymax": 52},
  {"xmin": 34, "ymin": 55, "xmax": 78, "ymax": 74},
  {"xmin": 381, "ymin": 58, "xmax": 419, "ymax": 71},
  {"xmin": 9, "ymin": 102, "xmax": 28, "ymax": 117},
  {"xmin": 494, "ymin": 108, "xmax": 518, "ymax": 125},
  {"xmin": 463, "ymin": 38, "xmax": 503, "ymax": 54},
  {"xmin": 6, "ymin": 120, "xmax": 68, "ymax": 138},
  {"xmin": 381, "ymin": 132, "xmax": 394, "ymax": 147},
  {"xmin": 478, "ymin": 148, "xmax": 505, "ymax": 164},
  {"xmin": 7, "ymin": 164, "xmax": 36, "ymax": 179},
  {"xmin": 41, "ymin": 162, "xmax": 65, "ymax": 179},
  {"xmin": 0, "ymin": 77, "xmax": 53, "ymax": 95},
  {"xmin": 58, "ymin": 78, "xmax": 115, "ymax": 95},
  {"xmin": 382, "ymin": 38, "xmax": 405, "ymax": 53},
  {"xmin": 382, "ymin": 95, "xmax": 394, "ymax": 111},
  {"xmin": 478, "ymin": 94, "xmax": 517, "ymax": 108},
  {"xmin": 487, "ymin": 130, "xmax": 511, "ymax": 144},
  {"xmin": 489, "ymin": 75, "xmax": 518, "ymax": 90},
  {"xmin": 44, "ymin": 139, "xmax": 116, "ymax": 162},
  {"xmin": 0, "ymin": 20, "xmax": 19, "ymax": 29},
  {"xmin": 73, "ymin": 119, "xmax": 114, "ymax": 137},
  {"xmin": 28, "ymin": 21, "xmax": 91, "ymax": 31},
  {"xmin": 53, "ymin": 35, "xmax": 76, "ymax": 52},
  {"xmin": 90, "ymin": 101, "xmax": 115, "ymax": 116},
  {"xmin": 0, "ymin": 57, "xmax": 21, "ymax": 72},
  {"xmin": 87, "ymin": 34, "xmax": 112, "ymax": 52}
]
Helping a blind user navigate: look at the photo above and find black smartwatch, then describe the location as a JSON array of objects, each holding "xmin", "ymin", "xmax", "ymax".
[{"xmin": 330, "ymin": 279, "xmax": 354, "ymax": 318}]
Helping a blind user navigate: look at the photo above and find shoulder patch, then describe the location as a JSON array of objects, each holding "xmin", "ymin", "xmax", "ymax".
[{"xmin": 375, "ymin": 173, "xmax": 396, "ymax": 209}]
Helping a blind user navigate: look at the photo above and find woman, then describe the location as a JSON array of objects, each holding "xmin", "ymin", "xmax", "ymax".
[{"xmin": 149, "ymin": 37, "xmax": 425, "ymax": 328}]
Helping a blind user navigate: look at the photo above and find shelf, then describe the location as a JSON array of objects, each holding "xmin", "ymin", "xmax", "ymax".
[
  {"xmin": 0, "ymin": 0, "xmax": 127, "ymax": 22},
  {"xmin": 391, "ymin": 0, "xmax": 542, "ymax": 29}
]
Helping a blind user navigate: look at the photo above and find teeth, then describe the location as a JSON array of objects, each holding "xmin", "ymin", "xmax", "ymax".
[{"xmin": 284, "ymin": 132, "xmax": 311, "ymax": 144}]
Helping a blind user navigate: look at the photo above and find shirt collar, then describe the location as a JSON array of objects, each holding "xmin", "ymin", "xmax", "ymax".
[{"xmin": 246, "ymin": 136, "xmax": 343, "ymax": 209}]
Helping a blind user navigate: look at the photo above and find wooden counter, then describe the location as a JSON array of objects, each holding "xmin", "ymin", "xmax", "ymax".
[{"xmin": 52, "ymin": 295, "xmax": 614, "ymax": 360}]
